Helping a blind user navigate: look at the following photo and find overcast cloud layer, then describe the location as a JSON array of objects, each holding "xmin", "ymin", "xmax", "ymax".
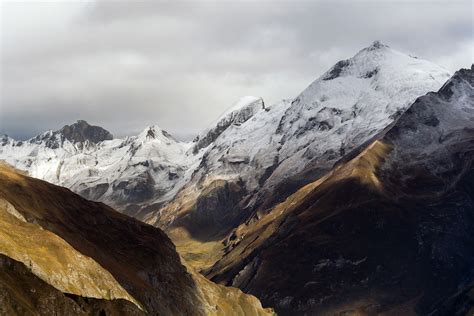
[{"xmin": 1, "ymin": 0, "xmax": 472, "ymax": 140}]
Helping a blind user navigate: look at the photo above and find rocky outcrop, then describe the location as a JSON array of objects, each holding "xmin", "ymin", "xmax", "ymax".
[{"xmin": 60, "ymin": 120, "xmax": 113, "ymax": 144}]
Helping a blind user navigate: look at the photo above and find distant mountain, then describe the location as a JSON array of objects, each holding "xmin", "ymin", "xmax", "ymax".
[
  {"xmin": 0, "ymin": 123, "xmax": 192, "ymax": 217},
  {"xmin": 0, "ymin": 163, "xmax": 272, "ymax": 315},
  {"xmin": 28, "ymin": 120, "xmax": 113, "ymax": 149},
  {"xmin": 205, "ymin": 66, "xmax": 474, "ymax": 314}
]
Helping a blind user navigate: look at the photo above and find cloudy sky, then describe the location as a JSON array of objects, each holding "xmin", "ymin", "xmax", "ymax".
[{"xmin": 1, "ymin": 0, "xmax": 472, "ymax": 140}]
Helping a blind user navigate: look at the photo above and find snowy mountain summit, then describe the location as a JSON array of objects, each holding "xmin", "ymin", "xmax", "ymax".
[
  {"xmin": 29, "ymin": 120, "xmax": 113, "ymax": 149},
  {"xmin": 0, "ymin": 42, "xmax": 453, "ymax": 222},
  {"xmin": 272, "ymin": 40, "xmax": 451, "ymax": 188},
  {"xmin": 145, "ymin": 41, "xmax": 451, "ymax": 231}
]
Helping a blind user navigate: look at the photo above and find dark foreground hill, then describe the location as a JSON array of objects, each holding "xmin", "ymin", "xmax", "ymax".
[{"xmin": 0, "ymin": 163, "xmax": 272, "ymax": 315}]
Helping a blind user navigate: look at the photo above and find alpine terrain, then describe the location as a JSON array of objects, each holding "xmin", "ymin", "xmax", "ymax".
[
  {"xmin": 206, "ymin": 65, "xmax": 474, "ymax": 315},
  {"xmin": 1, "ymin": 42, "xmax": 472, "ymax": 315}
]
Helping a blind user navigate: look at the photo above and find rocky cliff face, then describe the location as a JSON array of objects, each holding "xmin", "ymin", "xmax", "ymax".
[
  {"xmin": 59, "ymin": 120, "xmax": 114, "ymax": 144},
  {"xmin": 0, "ymin": 163, "xmax": 272, "ymax": 315},
  {"xmin": 205, "ymin": 66, "xmax": 474, "ymax": 315}
]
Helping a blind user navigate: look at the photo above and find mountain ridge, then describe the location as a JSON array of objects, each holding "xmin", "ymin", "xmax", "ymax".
[{"xmin": 0, "ymin": 42, "xmax": 453, "ymax": 228}]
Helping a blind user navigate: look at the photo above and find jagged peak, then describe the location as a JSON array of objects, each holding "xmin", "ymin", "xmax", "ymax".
[
  {"xmin": 437, "ymin": 64, "xmax": 473, "ymax": 99},
  {"xmin": 0, "ymin": 134, "xmax": 14, "ymax": 146},
  {"xmin": 137, "ymin": 125, "xmax": 178, "ymax": 143},
  {"xmin": 58, "ymin": 120, "xmax": 113, "ymax": 144},
  {"xmin": 367, "ymin": 40, "xmax": 389, "ymax": 50},
  {"xmin": 25, "ymin": 120, "xmax": 113, "ymax": 149},
  {"xmin": 351, "ymin": 41, "xmax": 392, "ymax": 59}
]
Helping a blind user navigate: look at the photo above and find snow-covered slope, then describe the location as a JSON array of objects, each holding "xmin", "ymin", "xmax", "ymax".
[
  {"xmin": 0, "ymin": 121, "xmax": 195, "ymax": 214},
  {"xmin": 271, "ymin": 41, "xmax": 451, "ymax": 190},
  {"xmin": 0, "ymin": 42, "xmax": 453, "ymax": 225},
  {"xmin": 145, "ymin": 41, "xmax": 451, "ymax": 231}
]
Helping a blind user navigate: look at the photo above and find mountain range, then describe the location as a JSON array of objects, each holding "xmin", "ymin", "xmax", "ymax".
[{"xmin": 1, "ymin": 41, "xmax": 473, "ymax": 315}]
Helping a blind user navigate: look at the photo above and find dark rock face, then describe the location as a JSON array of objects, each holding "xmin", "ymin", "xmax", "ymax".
[
  {"xmin": 111, "ymin": 174, "xmax": 155, "ymax": 204},
  {"xmin": 0, "ymin": 136, "xmax": 9, "ymax": 146},
  {"xmin": 363, "ymin": 67, "xmax": 379, "ymax": 78},
  {"xmin": 79, "ymin": 183, "xmax": 110, "ymax": 201},
  {"xmin": 28, "ymin": 120, "xmax": 113, "ymax": 148},
  {"xmin": 322, "ymin": 59, "xmax": 350, "ymax": 81},
  {"xmin": 60, "ymin": 120, "xmax": 113, "ymax": 144}
]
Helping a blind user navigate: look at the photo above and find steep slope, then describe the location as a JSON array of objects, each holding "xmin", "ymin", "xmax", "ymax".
[
  {"xmin": 193, "ymin": 96, "xmax": 266, "ymax": 153},
  {"xmin": 0, "ymin": 254, "xmax": 142, "ymax": 316},
  {"xmin": 206, "ymin": 66, "xmax": 474, "ymax": 315},
  {"xmin": 145, "ymin": 42, "xmax": 450, "ymax": 242},
  {"xmin": 0, "ymin": 163, "xmax": 272, "ymax": 315}
]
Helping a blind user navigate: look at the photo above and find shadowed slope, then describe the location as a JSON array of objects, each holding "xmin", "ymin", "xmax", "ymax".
[{"xmin": 206, "ymin": 67, "xmax": 474, "ymax": 315}]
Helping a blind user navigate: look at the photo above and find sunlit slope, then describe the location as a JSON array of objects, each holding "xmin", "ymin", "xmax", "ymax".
[
  {"xmin": 0, "ymin": 163, "xmax": 273, "ymax": 315},
  {"xmin": 0, "ymin": 254, "xmax": 142, "ymax": 316},
  {"xmin": 0, "ymin": 198, "xmax": 140, "ymax": 306}
]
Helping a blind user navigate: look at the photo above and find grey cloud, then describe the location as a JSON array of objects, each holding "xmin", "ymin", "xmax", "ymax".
[{"xmin": 1, "ymin": 0, "xmax": 472, "ymax": 140}]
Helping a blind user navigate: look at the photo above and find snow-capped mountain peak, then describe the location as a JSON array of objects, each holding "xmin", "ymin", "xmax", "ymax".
[
  {"xmin": 0, "ymin": 42, "xmax": 457, "ymax": 223},
  {"xmin": 25, "ymin": 120, "xmax": 113, "ymax": 150},
  {"xmin": 276, "ymin": 41, "xmax": 451, "ymax": 160},
  {"xmin": 136, "ymin": 125, "xmax": 178, "ymax": 144}
]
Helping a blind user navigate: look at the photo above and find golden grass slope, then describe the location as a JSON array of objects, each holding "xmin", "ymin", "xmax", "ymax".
[{"xmin": 0, "ymin": 198, "xmax": 141, "ymax": 307}]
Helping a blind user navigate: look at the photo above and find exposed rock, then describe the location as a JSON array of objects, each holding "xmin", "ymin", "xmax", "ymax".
[{"xmin": 60, "ymin": 120, "xmax": 113, "ymax": 144}]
